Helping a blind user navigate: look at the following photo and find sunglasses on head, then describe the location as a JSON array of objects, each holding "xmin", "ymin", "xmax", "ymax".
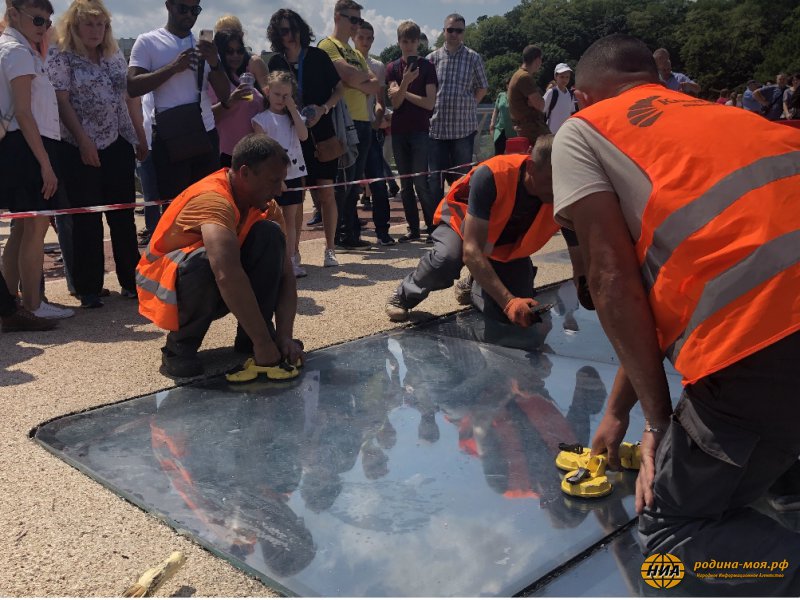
[
  {"xmin": 18, "ymin": 8, "xmax": 52, "ymax": 29},
  {"xmin": 339, "ymin": 13, "xmax": 363, "ymax": 26},
  {"xmin": 171, "ymin": 1, "xmax": 202, "ymax": 16},
  {"xmin": 226, "ymin": 47, "xmax": 246, "ymax": 55},
  {"xmin": 446, "ymin": 27, "xmax": 464, "ymax": 34}
]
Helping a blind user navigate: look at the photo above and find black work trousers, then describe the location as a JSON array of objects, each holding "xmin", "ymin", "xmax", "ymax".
[
  {"xmin": 165, "ymin": 220, "xmax": 286, "ymax": 357},
  {"xmin": 639, "ymin": 330, "xmax": 800, "ymax": 595},
  {"xmin": 60, "ymin": 137, "xmax": 140, "ymax": 296},
  {"xmin": 396, "ymin": 223, "xmax": 536, "ymax": 323}
]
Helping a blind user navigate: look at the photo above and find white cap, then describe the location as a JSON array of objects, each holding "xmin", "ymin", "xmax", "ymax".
[{"xmin": 554, "ymin": 63, "xmax": 572, "ymax": 75}]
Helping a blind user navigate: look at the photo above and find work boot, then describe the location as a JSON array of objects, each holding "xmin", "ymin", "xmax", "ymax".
[
  {"xmin": 160, "ymin": 348, "xmax": 204, "ymax": 378},
  {"xmin": 453, "ymin": 275, "xmax": 473, "ymax": 305},
  {"xmin": 385, "ymin": 292, "xmax": 410, "ymax": 322},
  {"xmin": 1, "ymin": 308, "xmax": 58, "ymax": 332}
]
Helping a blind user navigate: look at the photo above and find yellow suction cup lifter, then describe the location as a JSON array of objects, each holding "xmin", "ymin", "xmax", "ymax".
[{"xmin": 561, "ymin": 454, "xmax": 613, "ymax": 498}]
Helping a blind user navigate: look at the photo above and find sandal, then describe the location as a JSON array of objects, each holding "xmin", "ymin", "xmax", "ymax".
[
  {"xmin": 561, "ymin": 455, "xmax": 612, "ymax": 498},
  {"xmin": 225, "ymin": 357, "xmax": 300, "ymax": 383}
]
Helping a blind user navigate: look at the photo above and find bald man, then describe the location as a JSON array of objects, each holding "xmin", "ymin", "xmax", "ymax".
[{"xmin": 552, "ymin": 34, "xmax": 800, "ymax": 592}]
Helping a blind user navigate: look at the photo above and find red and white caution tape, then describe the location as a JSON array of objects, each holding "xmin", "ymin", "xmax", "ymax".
[{"xmin": 0, "ymin": 162, "xmax": 476, "ymax": 220}]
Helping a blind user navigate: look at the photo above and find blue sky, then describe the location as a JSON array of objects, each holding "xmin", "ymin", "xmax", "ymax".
[{"xmin": 49, "ymin": 0, "xmax": 520, "ymax": 55}]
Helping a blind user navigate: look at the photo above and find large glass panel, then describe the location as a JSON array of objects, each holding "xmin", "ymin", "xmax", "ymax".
[{"xmin": 35, "ymin": 282, "xmax": 685, "ymax": 596}]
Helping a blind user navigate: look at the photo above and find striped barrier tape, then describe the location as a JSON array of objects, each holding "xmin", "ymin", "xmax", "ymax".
[{"xmin": 0, "ymin": 161, "xmax": 477, "ymax": 220}]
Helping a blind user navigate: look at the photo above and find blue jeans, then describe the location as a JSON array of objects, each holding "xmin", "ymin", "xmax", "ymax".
[
  {"xmin": 335, "ymin": 120, "xmax": 372, "ymax": 242},
  {"xmin": 137, "ymin": 153, "xmax": 161, "ymax": 233},
  {"xmin": 365, "ymin": 129, "xmax": 391, "ymax": 238},
  {"xmin": 393, "ymin": 131, "xmax": 435, "ymax": 235},
  {"xmin": 428, "ymin": 132, "xmax": 476, "ymax": 209}
]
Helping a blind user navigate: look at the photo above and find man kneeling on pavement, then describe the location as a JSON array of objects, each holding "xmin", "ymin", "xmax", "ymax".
[
  {"xmin": 136, "ymin": 134, "xmax": 304, "ymax": 378},
  {"xmin": 386, "ymin": 134, "xmax": 591, "ymax": 328}
]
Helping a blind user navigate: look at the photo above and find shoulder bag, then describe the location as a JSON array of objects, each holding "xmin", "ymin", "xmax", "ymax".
[{"xmin": 155, "ymin": 48, "xmax": 212, "ymax": 163}]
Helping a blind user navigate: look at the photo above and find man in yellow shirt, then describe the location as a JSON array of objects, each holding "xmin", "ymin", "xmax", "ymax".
[{"xmin": 319, "ymin": 0, "xmax": 380, "ymax": 248}]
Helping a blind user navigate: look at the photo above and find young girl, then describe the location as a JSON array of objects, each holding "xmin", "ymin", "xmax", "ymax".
[{"xmin": 252, "ymin": 71, "xmax": 308, "ymax": 278}]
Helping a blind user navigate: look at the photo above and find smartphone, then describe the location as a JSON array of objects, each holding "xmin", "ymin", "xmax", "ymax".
[
  {"xmin": 199, "ymin": 29, "xmax": 213, "ymax": 43},
  {"xmin": 530, "ymin": 302, "xmax": 555, "ymax": 315},
  {"xmin": 406, "ymin": 55, "xmax": 418, "ymax": 71}
]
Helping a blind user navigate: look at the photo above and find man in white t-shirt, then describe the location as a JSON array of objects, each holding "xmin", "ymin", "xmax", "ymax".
[
  {"xmin": 543, "ymin": 63, "xmax": 576, "ymax": 133},
  {"xmin": 127, "ymin": 0, "xmax": 230, "ymax": 201}
]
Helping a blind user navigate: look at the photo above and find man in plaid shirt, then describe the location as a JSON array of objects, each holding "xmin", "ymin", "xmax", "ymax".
[{"xmin": 426, "ymin": 13, "xmax": 488, "ymax": 214}]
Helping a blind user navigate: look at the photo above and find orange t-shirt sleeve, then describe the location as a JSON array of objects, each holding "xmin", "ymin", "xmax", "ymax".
[
  {"xmin": 159, "ymin": 193, "xmax": 238, "ymax": 253},
  {"xmin": 174, "ymin": 193, "xmax": 238, "ymax": 233}
]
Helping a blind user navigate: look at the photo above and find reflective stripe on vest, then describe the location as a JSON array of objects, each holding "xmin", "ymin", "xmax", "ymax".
[
  {"xmin": 576, "ymin": 84, "xmax": 800, "ymax": 384},
  {"xmin": 432, "ymin": 154, "xmax": 559, "ymax": 263},
  {"xmin": 135, "ymin": 169, "xmax": 265, "ymax": 331}
]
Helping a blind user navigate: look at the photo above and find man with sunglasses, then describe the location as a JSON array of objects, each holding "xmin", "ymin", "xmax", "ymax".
[
  {"xmin": 426, "ymin": 14, "xmax": 488, "ymax": 214},
  {"xmin": 127, "ymin": 0, "xmax": 230, "ymax": 204},
  {"xmin": 319, "ymin": 0, "xmax": 380, "ymax": 249}
]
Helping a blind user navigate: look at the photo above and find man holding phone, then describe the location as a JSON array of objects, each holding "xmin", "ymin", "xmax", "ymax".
[
  {"xmin": 127, "ymin": 0, "xmax": 230, "ymax": 202},
  {"xmin": 386, "ymin": 20, "xmax": 438, "ymax": 242},
  {"xmin": 387, "ymin": 135, "xmax": 588, "ymax": 327}
]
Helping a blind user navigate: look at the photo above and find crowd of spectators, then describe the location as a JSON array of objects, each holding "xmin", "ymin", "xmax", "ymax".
[{"xmin": 1, "ymin": 0, "xmax": 797, "ymax": 334}]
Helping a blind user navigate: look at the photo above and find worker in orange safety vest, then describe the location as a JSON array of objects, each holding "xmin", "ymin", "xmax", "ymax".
[
  {"xmin": 386, "ymin": 134, "xmax": 591, "ymax": 328},
  {"xmin": 136, "ymin": 134, "xmax": 304, "ymax": 378},
  {"xmin": 552, "ymin": 34, "xmax": 800, "ymax": 593}
]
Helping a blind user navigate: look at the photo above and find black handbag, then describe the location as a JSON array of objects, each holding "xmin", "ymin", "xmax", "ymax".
[{"xmin": 155, "ymin": 58, "xmax": 212, "ymax": 162}]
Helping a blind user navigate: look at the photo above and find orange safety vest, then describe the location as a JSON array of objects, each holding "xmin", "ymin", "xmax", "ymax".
[
  {"xmin": 576, "ymin": 83, "xmax": 800, "ymax": 384},
  {"xmin": 433, "ymin": 154, "xmax": 559, "ymax": 263},
  {"xmin": 136, "ymin": 169, "xmax": 266, "ymax": 331}
]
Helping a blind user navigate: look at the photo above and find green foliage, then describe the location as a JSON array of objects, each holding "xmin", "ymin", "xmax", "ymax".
[{"xmin": 459, "ymin": 0, "xmax": 796, "ymax": 101}]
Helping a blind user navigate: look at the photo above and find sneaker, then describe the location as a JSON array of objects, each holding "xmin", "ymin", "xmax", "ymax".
[
  {"xmin": 323, "ymin": 248, "xmax": 339, "ymax": 267},
  {"xmin": 291, "ymin": 254, "xmax": 307, "ymax": 278},
  {"xmin": 80, "ymin": 294, "xmax": 104, "ymax": 309},
  {"xmin": 398, "ymin": 232, "xmax": 421, "ymax": 243},
  {"xmin": 361, "ymin": 198, "xmax": 373, "ymax": 210},
  {"xmin": 306, "ymin": 211, "xmax": 322, "ymax": 227},
  {"xmin": 358, "ymin": 218, "xmax": 369, "ymax": 227},
  {"xmin": 454, "ymin": 275, "xmax": 474, "ymax": 306},
  {"xmin": 385, "ymin": 292, "xmax": 410, "ymax": 322},
  {"xmin": 32, "ymin": 301, "xmax": 75, "ymax": 320},
  {"xmin": 160, "ymin": 348, "xmax": 204, "ymax": 378},
  {"xmin": 1, "ymin": 308, "xmax": 58, "ymax": 332},
  {"xmin": 120, "ymin": 288, "xmax": 138, "ymax": 299},
  {"xmin": 378, "ymin": 234, "xmax": 396, "ymax": 246},
  {"xmin": 138, "ymin": 231, "xmax": 151, "ymax": 247}
]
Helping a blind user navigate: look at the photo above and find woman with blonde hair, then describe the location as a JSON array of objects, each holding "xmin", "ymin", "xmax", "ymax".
[
  {"xmin": 46, "ymin": 0, "xmax": 147, "ymax": 308},
  {"xmin": 1, "ymin": 0, "xmax": 74, "ymax": 319}
]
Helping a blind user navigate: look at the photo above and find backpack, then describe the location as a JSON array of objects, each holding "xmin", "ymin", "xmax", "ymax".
[{"xmin": 545, "ymin": 88, "xmax": 576, "ymax": 124}]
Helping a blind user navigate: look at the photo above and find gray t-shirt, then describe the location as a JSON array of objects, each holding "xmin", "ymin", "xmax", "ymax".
[{"xmin": 552, "ymin": 117, "xmax": 653, "ymax": 241}]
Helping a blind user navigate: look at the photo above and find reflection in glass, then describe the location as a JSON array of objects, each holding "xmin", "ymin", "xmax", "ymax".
[{"xmin": 36, "ymin": 282, "xmax": 686, "ymax": 596}]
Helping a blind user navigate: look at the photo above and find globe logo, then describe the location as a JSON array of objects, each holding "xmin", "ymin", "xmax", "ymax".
[{"xmin": 641, "ymin": 553, "xmax": 685, "ymax": 589}]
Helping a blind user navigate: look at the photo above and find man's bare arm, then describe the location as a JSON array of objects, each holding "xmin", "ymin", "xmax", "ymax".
[
  {"xmin": 201, "ymin": 223, "xmax": 281, "ymax": 365},
  {"xmin": 527, "ymin": 90, "xmax": 545, "ymax": 112},
  {"xmin": 475, "ymin": 87, "xmax": 488, "ymax": 104},
  {"xmin": 567, "ymin": 190, "xmax": 672, "ymax": 427},
  {"xmin": 462, "ymin": 214, "xmax": 515, "ymax": 308},
  {"xmin": 331, "ymin": 59, "xmax": 380, "ymax": 95}
]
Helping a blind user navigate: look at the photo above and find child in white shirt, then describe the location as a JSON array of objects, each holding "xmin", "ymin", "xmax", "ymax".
[{"xmin": 252, "ymin": 71, "xmax": 308, "ymax": 277}]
